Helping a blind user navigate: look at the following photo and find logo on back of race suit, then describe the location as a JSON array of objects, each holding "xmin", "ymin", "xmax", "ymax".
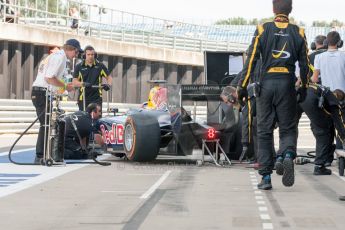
[
  {"xmin": 100, "ymin": 123, "xmax": 124, "ymax": 145},
  {"xmin": 71, "ymin": 115, "xmax": 79, "ymax": 121},
  {"xmin": 272, "ymin": 42, "xmax": 291, "ymax": 59}
]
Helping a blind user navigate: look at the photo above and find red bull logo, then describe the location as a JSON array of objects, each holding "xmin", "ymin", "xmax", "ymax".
[{"xmin": 100, "ymin": 124, "xmax": 124, "ymax": 145}]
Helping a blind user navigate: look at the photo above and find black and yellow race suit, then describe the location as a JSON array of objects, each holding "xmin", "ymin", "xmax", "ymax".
[
  {"xmin": 238, "ymin": 14, "xmax": 311, "ymax": 175},
  {"xmin": 73, "ymin": 60, "xmax": 110, "ymax": 110}
]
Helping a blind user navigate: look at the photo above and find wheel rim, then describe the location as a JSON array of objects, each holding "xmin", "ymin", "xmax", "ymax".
[{"xmin": 125, "ymin": 123, "xmax": 134, "ymax": 151}]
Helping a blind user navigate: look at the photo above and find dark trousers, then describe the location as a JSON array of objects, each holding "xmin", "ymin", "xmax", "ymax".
[
  {"xmin": 323, "ymin": 90, "xmax": 345, "ymax": 149},
  {"xmin": 64, "ymin": 137, "xmax": 87, "ymax": 159},
  {"xmin": 31, "ymin": 89, "xmax": 49, "ymax": 158},
  {"xmin": 325, "ymin": 97, "xmax": 345, "ymax": 144},
  {"xmin": 77, "ymin": 97, "xmax": 102, "ymax": 111},
  {"xmin": 241, "ymin": 97, "xmax": 258, "ymax": 159},
  {"xmin": 299, "ymin": 88, "xmax": 335, "ymax": 166},
  {"xmin": 241, "ymin": 97, "xmax": 256, "ymax": 145},
  {"xmin": 256, "ymin": 76, "xmax": 297, "ymax": 175}
]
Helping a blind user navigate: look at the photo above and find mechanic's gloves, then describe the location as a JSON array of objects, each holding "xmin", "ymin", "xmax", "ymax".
[
  {"xmin": 82, "ymin": 82, "xmax": 92, "ymax": 88},
  {"xmin": 236, "ymin": 86, "xmax": 247, "ymax": 106},
  {"xmin": 296, "ymin": 86, "xmax": 307, "ymax": 103},
  {"xmin": 101, "ymin": 83, "xmax": 111, "ymax": 91}
]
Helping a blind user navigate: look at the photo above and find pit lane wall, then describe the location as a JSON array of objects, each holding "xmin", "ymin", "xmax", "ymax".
[
  {"xmin": 0, "ymin": 99, "xmax": 208, "ymax": 134},
  {"xmin": 0, "ymin": 98, "xmax": 311, "ymax": 134},
  {"xmin": 0, "ymin": 23, "xmax": 204, "ymax": 103}
]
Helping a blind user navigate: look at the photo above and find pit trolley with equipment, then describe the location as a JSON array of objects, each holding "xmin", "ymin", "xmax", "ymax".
[{"xmin": 8, "ymin": 85, "xmax": 111, "ymax": 166}]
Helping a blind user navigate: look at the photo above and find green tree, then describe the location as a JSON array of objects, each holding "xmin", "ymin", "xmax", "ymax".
[
  {"xmin": 17, "ymin": 0, "xmax": 88, "ymax": 19},
  {"xmin": 330, "ymin": 19, "xmax": 343, "ymax": 27},
  {"xmin": 248, "ymin": 18, "xmax": 258, "ymax": 25},
  {"xmin": 215, "ymin": 17, "xmax": 248, "ymax": 25},
  {"xmin": 312, "ymin": 20, "xmax": 330, "ymax": 27},
  {"xmin": 258, "ymin": 17, "xmax": 274, "ymax": 24}
]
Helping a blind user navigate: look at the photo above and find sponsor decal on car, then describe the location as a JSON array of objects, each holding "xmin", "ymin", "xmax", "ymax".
[{"xmin": 100, "ymin": 123, "xmax": 124, "ymax": 145}]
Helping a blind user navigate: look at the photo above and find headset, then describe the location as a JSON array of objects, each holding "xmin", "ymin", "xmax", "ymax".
[
  {"xmin": 310, "ymin": 41, "xmax": 317, "ymax": 51},
  {"xmin": 311, "ymin": 35, "xmax": 327, "ymax": 51},
  {"xmin": 82, "ymin": 45, "xmax": 98, "ymax": 60},
  {"xmin": 323, "ymin": 31, "xmax": 343, "ymax": 48}
]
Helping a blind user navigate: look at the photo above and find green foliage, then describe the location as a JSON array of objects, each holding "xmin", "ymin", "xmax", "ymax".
[
  {"xmin": 215, "ymin": 16, "xmax": 304, "ymax": 26},
  {"xmin": 258, "ymin": 17, "xmax": 274, "ymax": 24},
  {"xmin": 17, "ymin": 0, "xmax": 67, "ymax": 16},
  {"xmin": 215, "ymin": 17, "xmax": 249, "ymax": 25},
  {"xmin": 16, "ymin": 0, "xmax": 89, "ymax": 19},
  {"xmin": 312, "ymin": 20, "xmax": 330, "ymax": 27},
  {"xmin": 330, "ymin": 19, "xmax": 343, "ymax": 27},
  {"xmin": 312, "ymin": 20, "xmax": 344, "ymax": 27}
]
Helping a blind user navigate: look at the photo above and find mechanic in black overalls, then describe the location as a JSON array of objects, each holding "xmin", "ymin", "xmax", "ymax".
[
  {"xmin": 64, "ymin": 103, "xmax": 103, "ymax": 159},
  {"xmin": 309, "ymin": 35, "xmax": 327, "ymax": 70},
  {"xmin": 239, "ymin": 59, "xmax": 262, "ymax": 162},
  {"xmin": 237, "ymin": 0, "xmax": 310, "ymax": 190},
  {"xmin": 295, "ymin": 35, "xmax": 327, "ymax": 124},
  {"xmin": 298, "ymin": 84, "xmax": 345, "ymax": 175},
  {"xmin": 73, "ymin": 46, "xmax": 112, "ymax": 111},
  {"xmin": 292, "ymin": 35, "xmax": 328, "ymax": 169}
]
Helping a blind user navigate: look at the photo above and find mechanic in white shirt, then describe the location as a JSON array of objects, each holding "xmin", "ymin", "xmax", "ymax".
[
  {"xmin": 31, "ymin": 39, "xmax": 83, "ymax": 162},
  {"xmin": 312, "ymin": 31, "xmax": 345, "ymax": 92}
]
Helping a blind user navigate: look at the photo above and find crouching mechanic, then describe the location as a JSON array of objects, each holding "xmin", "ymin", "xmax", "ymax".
[
  {"xmin": 297, "ymin": 84, "xmax": 343, "ymax": 175},
  {"xmin": 233, "ymin": 51, "xmax": 262, "ymax": 162},
  {"xmin": 64, "ymin": 103, "xmax": 103, "ymax": 159},
  {"xmin": 227, "ymin": 71, "xmax": 258, "ymax": 162}
]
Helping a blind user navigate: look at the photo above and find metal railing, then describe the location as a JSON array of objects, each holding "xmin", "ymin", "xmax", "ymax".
[
  {"xmin": 0, "ymin": 0, "xmax": 248, "ymax": 52},
  {"xmin": 1, "ymin": 0, "xmax": 344, "ymax": 52}
]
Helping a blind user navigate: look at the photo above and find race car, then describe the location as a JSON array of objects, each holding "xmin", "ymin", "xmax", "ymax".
[{"xmin": 97, "ymin": 82, "xmax": 244, "ymax": 162}]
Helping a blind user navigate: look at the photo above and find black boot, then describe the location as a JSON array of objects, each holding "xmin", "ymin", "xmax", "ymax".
[
  {"xmin": 314, "ymin": 165, "xmax": 332, "ymax": 175},
  {"xmin": 257, "ymin": 175, "xmax": 272, "ymax": 190},
  {"xmin": 282, "ymin": 152, "xmax": 295, "ymax": 187},
  {"xmin": 275, "ymin": 156, "xmax": 284, "ymax": 176}
]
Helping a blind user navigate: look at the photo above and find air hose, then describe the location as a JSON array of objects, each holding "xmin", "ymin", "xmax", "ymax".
[
  {"xmin": 8, "ymin": 115, "xmax": 41, "ymax": 165},
  {"xmin": 9, "ymin": 111, "xmax": 110, "ymax": 166}
]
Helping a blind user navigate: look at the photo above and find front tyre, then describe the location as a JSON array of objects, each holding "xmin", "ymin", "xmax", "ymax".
[{"xmin": 124, "ymin": 113, "xmax": 160, "ymax": 162}]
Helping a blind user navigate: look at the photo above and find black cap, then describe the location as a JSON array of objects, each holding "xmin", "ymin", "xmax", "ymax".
[{"xmin": 65, "ymin": 39, "xmax": 83, "ymax": 52}]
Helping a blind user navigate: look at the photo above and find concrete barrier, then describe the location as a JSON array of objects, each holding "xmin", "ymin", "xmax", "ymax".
[{"xmin": 0, "ymin": 99, "xmax": 310, "ymax": 134}]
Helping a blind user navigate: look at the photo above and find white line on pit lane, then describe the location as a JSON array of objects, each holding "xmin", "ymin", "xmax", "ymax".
[
  {"xmin": 0, "ymin": 163, "xmax": 88, "ymax": 198},
  {"xmin": 0, "ymin": 148, "xmax": 35, "ymax": 157},
  {"xmin": 127, "ymin": 174, "xmax": 163, "ymax": 176},
  {"xmin": 263, "ymin": 223, "xmax": 274, "ymax": 229},
  {"xmin": 102, "ymin": 190, "xmax": 145, "ymax": 193},
  {"xmin": 140, "ymin": 170, "xmax": 172, "ymax": 199},
  {"xmin": 260, "ymin": 214, "xmax": 271, "ymax": 220}
]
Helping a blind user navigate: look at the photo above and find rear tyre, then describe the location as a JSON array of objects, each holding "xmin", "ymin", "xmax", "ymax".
[{"xmin": 124, "ymin": 113, "xmax": 160, "ymax": 162}]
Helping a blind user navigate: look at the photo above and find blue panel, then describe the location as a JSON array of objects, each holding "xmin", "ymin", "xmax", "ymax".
[
  {"xmin": 0, "ymin": 174, "xmax": 39, "ymax": 177},
  {"xmin": 0, "ymin": 149, "xmax": 36, "ymax": 163},
  {"xmin": 0, "ymin": 179, "xmax": 26, "ymax": 181},
  {"xmin": 0, "ymin": 181, "xmax": 18, "ymax": 184}
]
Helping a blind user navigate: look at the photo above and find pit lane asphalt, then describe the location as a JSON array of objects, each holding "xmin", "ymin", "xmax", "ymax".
[{"xmin": 0, "ymin": 132, "xmax": 345, "ymax": 230}]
